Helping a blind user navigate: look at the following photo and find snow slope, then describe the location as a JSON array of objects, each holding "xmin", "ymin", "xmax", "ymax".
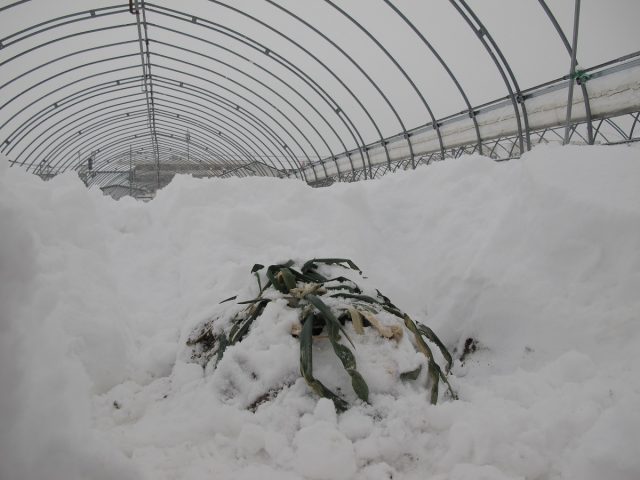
[{"xmin": 1, "ymin": 144, "xmax": 639, "ymax": 480}]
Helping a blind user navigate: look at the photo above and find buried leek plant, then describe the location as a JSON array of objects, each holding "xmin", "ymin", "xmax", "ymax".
[{"xmin": 186, "ymin": 258, "xmax": 456, "ymax": 411}]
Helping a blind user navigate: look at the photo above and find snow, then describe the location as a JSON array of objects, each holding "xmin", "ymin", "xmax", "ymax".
[{"xmin": 1, "ymin": 143, "xmax": 639, "ymax": 480}]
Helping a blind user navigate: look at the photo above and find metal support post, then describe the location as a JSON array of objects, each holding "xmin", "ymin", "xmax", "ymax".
[{"xmin": 564, "ymin": 0, "xmax": 581, "ymax": 145}]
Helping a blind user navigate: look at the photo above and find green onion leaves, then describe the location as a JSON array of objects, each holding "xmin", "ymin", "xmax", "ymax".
[{"xmin": 186, "ymin": 258, "xmax": 456, "ymax": 411}]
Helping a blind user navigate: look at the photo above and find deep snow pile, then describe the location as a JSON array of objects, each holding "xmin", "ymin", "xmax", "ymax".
[{"xmin": 1, "ymin": 145, "xmax": 639, "ymax": 480}]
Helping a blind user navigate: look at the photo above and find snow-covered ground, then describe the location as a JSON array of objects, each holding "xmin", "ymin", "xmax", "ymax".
[{"xmin": 1, "ymin": 144, "xmax": 639, "ymax": 480}]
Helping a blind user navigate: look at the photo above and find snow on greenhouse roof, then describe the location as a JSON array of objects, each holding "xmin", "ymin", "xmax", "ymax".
[{"xmin": 0, "ymin": 0, "xmax": 639, "ymax": 194}]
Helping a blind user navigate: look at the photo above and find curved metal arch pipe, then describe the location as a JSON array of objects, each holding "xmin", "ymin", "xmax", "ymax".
[
  {"xmin": 0, "ymin": 21, "xmax": 136, "ymax": 73},
  {"xmin": 146, "ymin": 139, "xmax": 267, "ymax": 178},
  {"xmin": 151, "ymin": 50, "xmax": 328, "ymax": 170},
  {"xmin": 2, "ymin": 0, "xmax": 636, "ymax": 188},
  {"xmin": 0, "ymin": 40, "xmax": 140, "ymax": 94},
  {"xmin": 5, "ymin": 61, "xmax": 304, "ymax": 178},
  {"xmin": 148, "ymin": 132, "xmax": 257, "ymax": 173},
  {"xmin": 81, "ymin": 137, "xmax": 219, "ymax": 178},
  {"xmin": 132, "ymin": 0, "xmax": 159, "ymax": 183},
  {"xmin": 591, "ymin": 119, "xmax": 605, "ymax": 142},
  {"xmin": 0, "ymin": 7, "xmax": 314, "ymax": 180},
  {"xmin": 48, "ymin": 108, "xmax": 270, "ymax": 176},
  {"xmin": 143, "ymin": 3, "xmax": 368, "ymax": 178},
  {"xmin": 264, "ymin": 0, "xmax": 411, "ymax": 170},
  {"xmin": 4, "ymin": 84, "xmax": 143, "ymax": 166},
  {"xmin": 561, "ymin": 0, "xmax": 581, "ymax": 145},
  {"xmin": 41, "ymin": 107, "xmax": 246, "ymax": 174},
  {"xmin": 150, "ymin": 135, "xmax": 227, "ymax": 167},
  {"xmin": 93, "ymin": 135, "xmax": 261, "ymax": 179},
  {"xmin": 149, "ymin": 41, "xmax": 334, "ymax": 180},
  {"xmin": 0, "ymin": 1, "xmax": 30, "ymax": 15},
  {"xmin": 20, "ymin": 98, "xmax": 149, "ymax": 168},
  {"xmin": 55, "ymin": 126, "xmax": 151, "ymax": 175},
  {"xmin": 120, "ymin": 139, "xmax": 232, "ymax": 176},
  {"xmin": 382, "ymin": 0, "xmax": 483, "ymax": 156},
  {"xmin": 1, "ymin": 0, "xmax": 430, "ymax": 180},
  {"xmin": 148, "ymin": 131, "xmax": 276, "ymax": 177},
  {"xmin": 150, "ymin": 78, "xmax": 303, "ymax": 173},
  {"xmin": 152, "ymin": 92, "xmax": 292, "ymax": 172},
  {"xmin": 537, "ymin": 0, "xmax": 593, "ymax": 144},
  {"xmin": 323, "ymin": 0, "xmax": 446, "ymax": 162},
  {"xmin": 146, "ymin": 26, "xmax": 346, "ymax": 167},
  {"xmin": 151, "ymin": 94, "xmax": 295, "ymax": 174},
  {"xmin": 188, "ymin": 1, "xmax": 374, "ymax": 178},
  {"xmin": 5, "ymin": 78, "xmax": 146, "ymax": 165},
  {"xmin": 602, "ymin": 117, "xmax": 630, "ymax": 140},
  {"xmin": 0, "ymin": 63, "xmax": 142, "ymax": 137},
  {"xmin": 38, "ymin": 92, "xmax": 288, "ymax": 177},
  {"xmin": 152, "ymin": 106, "xmax": 290, "ymax": 174},
  {"xmin": 150, "ymin": 133, "xmax": 262, "ymax": 174},
  {"xmin": 41, "ymin": 115, "xmax": 165, "ymax": 173},
  {"xmin": 1, "ymin": 4, "xmax": 129, "ymax": 48},
  {"xmin": 154, "ymin": 114, "xmax": 292, "ymax": 178},
  {"xmin": 629, "ymin": 112, "xmax": 640, "ymax": 139},
  {"xmin": 15, "ymin": 76, "xmax": 300, "ymax": 181},
  {"xmin": 0, "ymin": 52, "xmax": 141, "ymax": 120},
  {"xmin": 592, "ymin": 119, "xmax": 610, "ymax": 143},
  {"xmin": 487, "ymin": 139, "xmax": 505, "ymax": 159},
  {"xmin": 46, "ymin": 118, "xmax": 163, "ymax": 172},
  {"xmin": 77, "ymin": 125, "xmax": 250, "ymax": 177},
  {"xmin": 5, "ymin": 85, "xmax": 145, "ymax": 159},
  {"xmin": 449, "ymin": 0, "xmax": 531, "ymax": 153},
  {"xmin": 151, "ymin": 63, "xmax": 318, "ymax": 181},
  {"xmin": 97, "ymin": 111, "xmax": 279, "ymax": 175},
  {"xmin": 9, "ymin": 74, "xmax": 301, "ymax": 177}
]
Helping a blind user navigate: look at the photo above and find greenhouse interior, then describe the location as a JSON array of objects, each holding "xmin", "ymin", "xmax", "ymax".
[{"xmin": 1, "ymin": 1, "xmax": 639, "ymax": 479}]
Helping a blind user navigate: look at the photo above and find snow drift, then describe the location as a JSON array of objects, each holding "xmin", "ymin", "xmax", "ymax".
[{"xmin": 1, "ymin": 144, "xmax": 639, "ymax": 480}]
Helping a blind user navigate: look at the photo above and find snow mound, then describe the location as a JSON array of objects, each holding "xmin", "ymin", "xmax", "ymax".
[
  {"xmin": 181, "ymin": 259, "xmax": 453, "ymax": 412},
  {"xmin": 1, "ymin": 144, "xmax": 639, "ymax": 480}
]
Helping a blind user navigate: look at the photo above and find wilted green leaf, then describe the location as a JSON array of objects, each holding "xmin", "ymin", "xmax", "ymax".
[
  {"xmin": 330, "ymin": 292, "xmax": 380, "ymax": 305},
  {"xmin": 348, "ymin": 369, "xmax": 369, "ymax": 403},
  {"xmin": 326, "ymin": 319, "xmax": 369, "ymax": 403},
  {"xmin": 306, "ymin": 294, "xmax": 354, "ymax": 348},
  {"xmin": 215, "ymin": 333, "xmax": 228, "ymax": 366},
  {"xmin": 281, "ymin": 268, "xmax": 297, "ymax": 291},
  {"xmin": 251, "ymin": 264, "xmax": 264, "ymax": 273},
  {"xmin": 299, "ymin": 311, "xmax": 349, "ymax": 411},
  {"xmin": 400, "ymin": 364, "xmax": 422, "ymax": 381},
  {"xmin": 417, "ymin": 323, "xmax": 453, "ymax": 373},
  {"xmin": 428, "ymin": 361, "xmax": 439, "ymax": 405},
  {"xmin": 303, "ymin": 258, "xmax": 362, "ymax": 274},
  {"xmin": 230, "ymin": 299, "xmax": 269, "ymax": 344},
  {"xmin": 266, "ymin": 261, "xmax": 295, "ymax": 293},
  {"xmin": 236, "ymin": 297, "xmax": 265, "ymax": 305},
  {"xmin": 219, "ymin": 295, "xmax": 237, "ymax": 304}
]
